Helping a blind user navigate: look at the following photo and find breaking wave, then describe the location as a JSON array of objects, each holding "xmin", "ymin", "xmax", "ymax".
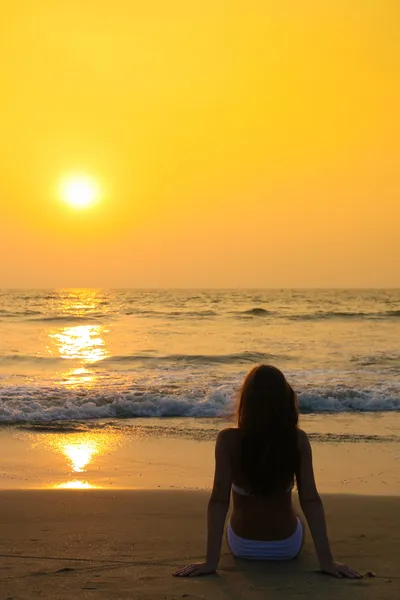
[{"xmin": 0, "ymin": 384, "xmax": 399, "ymax": 424}]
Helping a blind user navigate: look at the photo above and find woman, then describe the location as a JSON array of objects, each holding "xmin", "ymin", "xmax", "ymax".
[{"xmin": 174, "ymin": 365, "xmax": 361, "ymax": 579}]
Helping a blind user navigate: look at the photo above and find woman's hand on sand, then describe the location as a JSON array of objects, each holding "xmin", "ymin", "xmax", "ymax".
[
  {"xmin": 173, "ymin": 561, "xmax": 217, "ymax": 577},
  {"xmin": 320, "ymin": 560, "xmax": 362, "ymax": 579}
]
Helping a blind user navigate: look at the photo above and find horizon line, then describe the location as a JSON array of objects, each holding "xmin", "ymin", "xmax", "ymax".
[{"xmin": 1, "ymin": 286, "xmax": 399, "ymax": 291}]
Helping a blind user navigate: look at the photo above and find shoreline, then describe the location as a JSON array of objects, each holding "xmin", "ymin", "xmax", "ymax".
[{"xmin": 1, "ymin": 420, "xmax": 399, "ymax": 495}]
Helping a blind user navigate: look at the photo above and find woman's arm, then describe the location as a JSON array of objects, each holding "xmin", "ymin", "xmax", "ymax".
[
  {"xmin": 173, "ymin": 429, "xmax": 233, "ymax": 577},
  {"xmin": 297, "ymin": 430, "xmax": 361, "ymax": 579}
]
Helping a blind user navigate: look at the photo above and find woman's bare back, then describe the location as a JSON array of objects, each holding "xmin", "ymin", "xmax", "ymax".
[{"xmin": 223, "ymin": 427, "xmax": 299, "ymax": 540}]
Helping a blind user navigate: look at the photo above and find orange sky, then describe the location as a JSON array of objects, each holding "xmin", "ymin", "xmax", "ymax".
[{"xmin": 1, "ymin": 1, "xmax": 399, "ymax": 288}]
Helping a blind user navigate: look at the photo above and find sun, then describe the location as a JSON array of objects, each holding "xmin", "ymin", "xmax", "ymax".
[{"xmin": 60, "ymin": 175, "xmax": 99, "ymax": 209}]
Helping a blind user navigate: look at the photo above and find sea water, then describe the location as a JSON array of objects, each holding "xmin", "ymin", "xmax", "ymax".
[{"xmin": 0, "ymin": 289, "xmax": 399, "ymax": 439}]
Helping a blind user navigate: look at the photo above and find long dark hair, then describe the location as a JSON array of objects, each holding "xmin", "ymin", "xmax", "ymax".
[{"xmin": 237, "ymin": 365, "xmax": 299, "ymax": 494}]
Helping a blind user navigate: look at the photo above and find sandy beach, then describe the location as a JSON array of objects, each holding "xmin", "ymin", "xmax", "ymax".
[
  {"xmin": 1, "ymin": 420, "xmax": 399, "ymax": 598},
  {"xmin": 0, "ymin": 490, "xmax": 399, "ymax": 600}
]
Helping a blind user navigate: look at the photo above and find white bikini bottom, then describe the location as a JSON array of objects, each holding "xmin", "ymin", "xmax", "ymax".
[{"xmin": 227, "ymin": 518, "xmax": 303, "ymax": 560}]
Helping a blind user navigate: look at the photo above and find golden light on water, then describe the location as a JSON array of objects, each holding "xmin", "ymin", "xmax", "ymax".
[
  {"xmin": 46, "ymin": 290, "xmax": 110, "ymax": 387},
  {"xmin": 56, "ymin": 480, "xmax": 96, "ymax": 489},
  {"xmin": 50, "ymin": 325, "xmax": 108, "ymax": 364},
  {"xmin": 62, "ymin": 440, "xmax": 99, "ymax": 472},
  {"xmin": 60, "ymin": 175, "xmax": 100, "ymax": 209},
  {"xmin": 61, "ymin": 367, "xmax": 95, "ymax": 387},
  {"xmin": 56, "ymin": 290, "xmax": 103, "ymax": 315},
  {"xmin": 32, "ymin": 431, "xmax": 121, "ymax": 490},
  {"xmin": 38, "ymin": 291, "xmax": 118, "ymax": 489}
]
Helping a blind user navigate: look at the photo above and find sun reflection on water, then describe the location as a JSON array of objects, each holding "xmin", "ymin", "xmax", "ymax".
[
  {"xmin": 30, "ymin": 430, "xmax": 120, "ymax": 490},
  {"xmin": 50, "ymin": 325, "xmax": 109, "ymax": 363},
  {"xmin": 52, "ymin": 289, "xmax": 108, "ymax": 317},
  {"xmin": 47, "ymin": 291, "xmax": 110, "ymax": 387},
  {"xmin": 33, "ymin": 291, "xmax": 119, "ymax": 489},
  {"xmin": 61, "ymin": 439, "xmax": 100, "ymax": 472},
  {"xmin": 61, "ymin": 366, "xmax": 95, "ymax": 387},
  {"xmin": 50, "ymin": 324, "xmax": 108, "ymax": 387},
  {"xmin": 56, "ymin": 480, "xmax": 96, "ymax": 489}
]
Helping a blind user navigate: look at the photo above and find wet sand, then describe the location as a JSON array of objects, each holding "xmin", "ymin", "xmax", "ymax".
[
  {"xmin": 1, "ymin": 424, "xmax": 400, "ymax": 495},
  {"xmin": 0, "ymin": 490, "xmax": 399, "ymax": 600}
]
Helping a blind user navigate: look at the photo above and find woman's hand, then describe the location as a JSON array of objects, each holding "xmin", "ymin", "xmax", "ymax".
[
  {"xmin": 320, "ymin": 560, "xmax": 362, "ymax": 579},
  {"xmin": 173, "ymin": 561, "xmax": 217, "ymax": 577}
]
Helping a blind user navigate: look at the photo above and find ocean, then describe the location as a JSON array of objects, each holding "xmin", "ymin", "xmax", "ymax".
[{"xmin": 1, "ymin": 289, "xmax": 399, "ymax": 439}]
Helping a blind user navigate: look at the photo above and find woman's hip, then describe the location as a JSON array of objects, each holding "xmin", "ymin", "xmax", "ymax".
[{"xmin": 227, "ymin": 518, "xmax": 304, "ymax": 561}]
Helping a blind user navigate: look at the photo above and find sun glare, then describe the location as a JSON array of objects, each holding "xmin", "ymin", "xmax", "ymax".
[
  {"xmin": 56, "ymin": 480, "xmax": 96, "ymax": 489},
  {"xmin": 62, "ymin": 441, "xmax": 99, "ymax": 472},
  {"xmin": 60, "ymin": 176, "xmax": 99, "ymax": 209}
]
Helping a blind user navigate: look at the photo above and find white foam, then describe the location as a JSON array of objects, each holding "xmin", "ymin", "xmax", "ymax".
[{"xmin": 0, "ymin": 384, "xmax": 399, "ymax": 423}]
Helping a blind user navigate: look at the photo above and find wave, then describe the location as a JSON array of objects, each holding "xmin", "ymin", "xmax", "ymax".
[
  {"xmin": 384, "ymin": 310, "xmax": 400, "ymax": 317},
  {"xmin": 2, "ymin": 305, "xmax": 400, "ymax": 323},
  {"xmin": 0, "ymin": 350, "xmax": 279, "ymax": 368},
  {"xmin": 19, "ymin": 309, "xmax": 400, "ymax": 322},
  {"xmin": 123, "ymin": 309, "xmax": 217, "ymax": 318},
  {"xmin": 351, "ymin": 353, "xmax": 400, "ymax": 368},
  {"xmin": 0, "ymin": 384, "xmax": 399, "ymax": 423},
  {"xmin": 1, "ymin": 292, "xmax": 56, "ymax": 301},
  {"xmin": 299, "ymin": 390, "xmax": 400, "ymax": 413},
  {"xmin": 237, "ymin": 308, "xmax": 273, "ymax": 317},
  {"xmin": 288, "ymin": 310, "xmax": 400, "ymax": 321},
  {"xmin": 0, "ymin": 355, "xmax": 66, "ymax": 365},
  {"xmin": 99, "ymin": 351, "xmax": 276, "ymax": 366},
  {"xmin": 26, "ymin": 315, "xmax": 102, "ymax": 324},
  {"xmin": 230, "ymin": 308, "xmax": 400, "ymax": 321},
  {"xmin": 0, "ymin": 310, "xmax": 43, "ymax": 319}
]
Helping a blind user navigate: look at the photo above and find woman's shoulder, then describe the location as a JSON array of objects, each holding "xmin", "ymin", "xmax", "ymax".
[
  {"xmin": 296, "ymin": 428, "xmax": 311, "ymax": 450},
  {"xmin": 216, "ymin": 427, "xmax": 310, "ymax": 450},
  {"xmin": 216, "ymin": 427, "xmax": 241, "ymax": 447}
]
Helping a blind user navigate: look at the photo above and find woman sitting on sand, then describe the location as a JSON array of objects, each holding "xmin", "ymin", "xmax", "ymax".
[{"xmin": 174, "ymin": 365, "xmax": 360, "ymax": 579}]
